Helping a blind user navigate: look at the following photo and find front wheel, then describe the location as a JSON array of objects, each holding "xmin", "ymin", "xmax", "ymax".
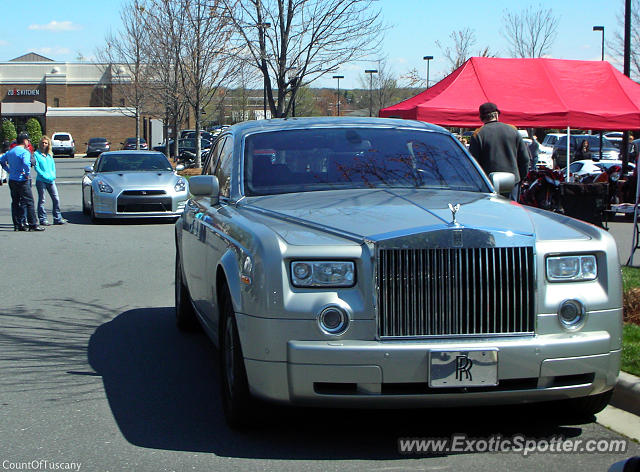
[
  {"xmin": 82, "ymin": 188, "xmax": 90, "ymax": 215},
  {"xmin": 90, "ymin": 192, "xmax": 101, "ymax": 223},
  {"xmin": 219, "ymin": 288, "xmax": 253, "ymax": 429}
]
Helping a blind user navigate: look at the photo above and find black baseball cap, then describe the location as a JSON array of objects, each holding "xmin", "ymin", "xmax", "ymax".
[
  {"xmin": 16, "ymin": 132, "xmax": 29, "ymax": 143},
  {"xmin": 479, "ymin": 102, "xmax": 499, "ymax": 116}
]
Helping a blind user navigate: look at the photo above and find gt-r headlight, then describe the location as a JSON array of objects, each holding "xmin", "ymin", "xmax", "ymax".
[
  {"xmin": 96, "ymin": 179, "xmax": 113, "ymax": 193},
  {"xmin": 546, "ymin": 255, "xmax": 597, "ymax": 281},
  {"xmin": 291, "ymin": 261, "xmax": 355, "ymax": 287},
  {"xmin": 174, "ymin": 178, "xmax": 187, "ymax": 192}
]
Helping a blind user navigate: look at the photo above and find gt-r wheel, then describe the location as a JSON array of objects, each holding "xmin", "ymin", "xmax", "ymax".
[
  {"xmin": 90, "ymin": 192, "xmax": 101, "ymax": 223},
  {"xmin": 82, "ymin": 189, "xmax": 90, "ymax": 215},
  {"xmin": 219, "ymin": 287, "xmax": 253, "ymax": 429},
  {"xmin": 175, "ymin": 251, "xmax": 198, "ymax": 330}
]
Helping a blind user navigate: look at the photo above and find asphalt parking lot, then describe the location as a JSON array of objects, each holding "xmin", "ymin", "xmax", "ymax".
[{"xmin": 0, "ymin": 159, "xmax": 638, "ymax": 472}]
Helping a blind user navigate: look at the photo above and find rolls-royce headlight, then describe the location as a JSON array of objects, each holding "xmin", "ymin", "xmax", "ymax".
[
  {"xmin": 97, "ymin": 180, "xmax": 113, "ymax": 193},
  {"xmin": 175, "ymin": 178, "xmax": 186, "ymax": 192},
  {"xmin": 546, "ymin": 255, "xmax": 597, "ymax": 281},
  {"xmin": 291, "ymin": 261, "xmax": 355, "ymax": 287}
]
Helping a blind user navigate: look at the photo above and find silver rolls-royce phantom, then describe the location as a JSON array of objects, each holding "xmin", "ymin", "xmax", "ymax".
[{"xmin": 175, "ymin": 117, "xmax": 622, "ymax": 427}]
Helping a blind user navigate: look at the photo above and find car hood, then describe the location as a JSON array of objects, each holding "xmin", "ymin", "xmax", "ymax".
[
  {"xmin": 97, "ymin": 171, "xmax": 179, "ymax": 188},
  {"xmin": 241, "ymin": 188, "xmax": 591, "ymax": 246}
]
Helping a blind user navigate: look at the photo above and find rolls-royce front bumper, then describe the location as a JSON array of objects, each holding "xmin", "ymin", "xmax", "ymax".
[{"xmin": 236, "ymin": 310, "xmax": 621, "ymax": 406}]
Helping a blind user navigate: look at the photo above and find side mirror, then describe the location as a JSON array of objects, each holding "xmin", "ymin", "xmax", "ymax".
[
  {"xmin": 189, "ymin": 175, "xmax": 220, "ymax": 205},
  {"xmin": 84, "ymin": 165, "xmax": 94, "ymax": 173},
  {"xmin": 176, "ymin": 164, "xmax": 185, "ymax": 171},
  {"xmin": 489, "ymin": 172, "xmax": 516, "ymax": 196}
]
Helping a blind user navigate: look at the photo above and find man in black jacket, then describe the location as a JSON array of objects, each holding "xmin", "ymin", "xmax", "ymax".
[{"xmin": 469, "ymin": 102, "xmax": 530, "ymax": 199}]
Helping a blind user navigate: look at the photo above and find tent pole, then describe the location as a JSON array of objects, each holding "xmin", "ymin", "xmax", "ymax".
[
  {"xmin": 627, "ymin": 153, "xmax": 640, "ymax": 265},
  {"xmin": 566, "ymin": 127, "xmax": 571, "ymax": 182}
]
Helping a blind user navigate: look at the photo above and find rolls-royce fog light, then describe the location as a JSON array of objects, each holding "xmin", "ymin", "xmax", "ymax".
[
  {"xmin": 558, "ymin": 299, "xmax": 586, "ymax": 330},
  {"xmin": 318, "ymin": 306, "xmax": 349, "ymax": 335}
]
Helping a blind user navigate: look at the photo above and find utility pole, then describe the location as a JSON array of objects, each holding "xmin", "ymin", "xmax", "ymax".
[{"xmin": 365, "ymin": 69, "xmax": 378, "ymax": 117}]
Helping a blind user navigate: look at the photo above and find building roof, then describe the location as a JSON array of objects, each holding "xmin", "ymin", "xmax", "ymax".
[{"xmin": 10, "ymin": 52, "xmax": 55, "ymax": 62}]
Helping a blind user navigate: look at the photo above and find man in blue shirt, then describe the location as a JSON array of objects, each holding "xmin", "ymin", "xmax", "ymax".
[{"xmin": 0, "ymin": 133, "xmax": 45, "ymax": 231}]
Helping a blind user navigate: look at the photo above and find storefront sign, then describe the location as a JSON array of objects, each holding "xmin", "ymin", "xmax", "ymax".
[{"xmin": 7, "ymin": 88, "xmax": 40, "ymax": 96}]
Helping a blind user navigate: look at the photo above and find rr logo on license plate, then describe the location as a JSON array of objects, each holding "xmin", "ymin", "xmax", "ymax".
[{"xmin": 429, "ymin": 349, "xmax": 498, "ymax": 388}]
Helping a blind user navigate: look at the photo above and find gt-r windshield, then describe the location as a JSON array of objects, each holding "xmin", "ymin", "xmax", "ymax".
[
  {"xmin": 97, "ymin": 153, "xmax": 173, "ymax": 172},
  {"xmin": 244, "ymin": 128, "xmax": 489, "ymax": 196}
]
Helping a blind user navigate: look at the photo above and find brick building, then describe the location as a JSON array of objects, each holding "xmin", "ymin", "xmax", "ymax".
[{"xmin": 0, "ymin": 52, "xmax": 153, "ymax": 152}]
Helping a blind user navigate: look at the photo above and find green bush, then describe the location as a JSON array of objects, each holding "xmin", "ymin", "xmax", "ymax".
[
  {"xmin": 1, "ymin": 119, "xmax": 16, "ymax": 143},
  {"xmin": 25, "ymin": 118, "xmax": 42, "ymax": 149}
]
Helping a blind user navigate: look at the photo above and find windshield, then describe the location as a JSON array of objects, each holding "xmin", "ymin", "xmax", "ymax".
[
  {"xmin": 89, "ymin": 138, "xmax": 107, "ymax": 144},
  {"xmin": 244, "ymin": 128, "xmax": 488, "ymax": 196},
  {"xmin": 54, "ymin": 134, "xmax": 71, "ymax": 141},
  {"xmin": 97, "ymin": 153, "xmax": 172, "ymax": 172}
]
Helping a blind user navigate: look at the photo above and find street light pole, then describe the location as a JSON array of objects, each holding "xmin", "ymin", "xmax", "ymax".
[
  {"xmin": 258, "ymin": 22, "xmax": 271, "ymax": 120},
  {"xmin": 423, "ymin": 55, "xmax": 433, "ymax": 89},
  {"xmin": 333, "ymin": 75, "xmax": 344, "ymax": 116},
  {"xmin": 593, "ymin": 26, "xmax": 605, "ymax": 159},
  {"xmin": 365, "ymin": 69, "xmax": 378, "ymax": 117}
]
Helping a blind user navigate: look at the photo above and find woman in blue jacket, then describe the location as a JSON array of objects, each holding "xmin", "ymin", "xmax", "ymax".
[{"xmin": 34, "ymin": 135, "xmax": 65, "ymax": 225}]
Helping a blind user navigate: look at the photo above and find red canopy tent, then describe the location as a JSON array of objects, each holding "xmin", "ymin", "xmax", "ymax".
[{"xmin": 379, "ymin": 57, "xmax": 640, "ymax": 131}]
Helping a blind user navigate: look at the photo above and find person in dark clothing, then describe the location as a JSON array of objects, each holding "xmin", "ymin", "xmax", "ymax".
[
  {"xmin": 528, "ymin": 133, "xmax": 540, "ymax": 169},
  {"xmin": 0, "ymin": 133, "xmax": 45, "ymax": 231},
  {"xmin": 469, "ymin": 102, "xmax": 530, "ymax": 199},
  {"xmin": 575, "ymin": 139, "xmax": 591, "ymax": 161}
]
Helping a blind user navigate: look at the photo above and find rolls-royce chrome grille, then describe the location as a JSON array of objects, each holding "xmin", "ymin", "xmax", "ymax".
[{"xmin": 377, "ymin": 247, "xmax": 535, "ymax": 337}]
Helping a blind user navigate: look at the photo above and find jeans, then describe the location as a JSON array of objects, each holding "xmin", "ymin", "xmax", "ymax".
[
  {"xmin": 36, "ymin": 180, "xmax": 62, "ymax": 224},
  {"xmin": 8, "ymin": 179, "xmax": 37, "ymax": 227}
]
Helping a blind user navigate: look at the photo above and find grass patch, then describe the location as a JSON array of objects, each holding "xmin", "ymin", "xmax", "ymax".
[
  {"xmin": 622, "ymin": 323, "xmax": 640, "ymax": 377},
  {"xmin": 622, "ymin": 266, "xmax": 640, "ymax": 293}
]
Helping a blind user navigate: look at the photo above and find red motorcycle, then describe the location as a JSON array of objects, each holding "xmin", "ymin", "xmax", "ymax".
[{"xmin": 519, "ymin": 167, "xmax": 565, "ymax": 212}]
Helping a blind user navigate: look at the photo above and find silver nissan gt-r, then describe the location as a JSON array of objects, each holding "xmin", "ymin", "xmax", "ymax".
[{"xmin": 82, "ymin": 150, "xmax": 189, "ymax": 221}]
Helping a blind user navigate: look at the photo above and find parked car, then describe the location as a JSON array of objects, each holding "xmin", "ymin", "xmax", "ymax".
[
  {"xmin": 175, "ymin": 117, "xmax": 622, "ymax": 427},
  {"xmin": 82, "ymin": 151, "xmax": 188, "ymax": 221},
  {"xmin": 552, "ymin": 134, "xmax": 619, "ymax": 166},
  {"xmin": 153, "ymin": 138, "xmax": 212, "ymax": 159},
  {"xmin": 121, "ymin": 137, "xmax": 148, "ymax": 150},
  {"xmin": 604, "ymin": 132, "xmax": 623, "ymax": 149},
  {"xmin": 182, "ymin": 130, "xmax": 215, "ymax": 141},
  {"xmin": 538, "ymin": 133, "xmax": 565, "ymax": 158},
  {"xmin": 51, "ymin": 132, "xmax": 75, "ymax": 157},
  {"xmin": 561, "ymin": 159, "xmax": 624, "ymax": 179},
  {"xmin": 85, "ymin": 137, "xmax": 110, "ymax": 157}
]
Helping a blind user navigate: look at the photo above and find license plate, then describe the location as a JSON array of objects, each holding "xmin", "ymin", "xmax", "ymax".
[{"xmin": 428, "ymin": 349, "xmax": 498, "ymax": 388}]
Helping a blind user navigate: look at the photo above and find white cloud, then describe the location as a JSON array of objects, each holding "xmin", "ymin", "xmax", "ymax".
[
  {"xmin": 34, "ymin": 47, "xmax": 71, "ymax": 56},
  {"xmin": 29, "ymin": 21, "xmax": 81, "ymax": 32},
  {"xmin": 0, "ymin": 40, "xmax": 8, "ymax": 46}
]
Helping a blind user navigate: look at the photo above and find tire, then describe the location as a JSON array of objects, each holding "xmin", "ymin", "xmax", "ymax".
[
  {"xmin": 82, "ymin": 189, "xmax": 90, "ymax": 215},
  {"xmin": 175, "ymin": 251, "xmax": 198, "ymax": 330},
  {"xmin": 219, "ymin": 287, "xmax": 253, "ymax": 429},
  {"xmin": 90, "ymin": 192, "xmax": 101, "ymax": 223}
]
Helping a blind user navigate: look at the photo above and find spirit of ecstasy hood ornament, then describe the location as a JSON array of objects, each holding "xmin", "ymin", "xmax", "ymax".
[{"xmin": 448, "ymin": 203, "xmax": 461, "ymax": 225}]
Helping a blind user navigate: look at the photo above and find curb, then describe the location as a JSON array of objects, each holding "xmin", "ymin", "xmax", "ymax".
[{"xmin": 611, "ymin": 371, "xmax": 640, "ymax": 416}]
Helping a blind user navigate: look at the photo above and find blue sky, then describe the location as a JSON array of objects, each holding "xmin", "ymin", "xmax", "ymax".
[{"xmin": 0, "ymin": 0, "xmax": 622, "ymax": 89}]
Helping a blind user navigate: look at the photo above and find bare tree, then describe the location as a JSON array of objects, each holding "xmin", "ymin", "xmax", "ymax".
[
  {"xmin": 611, "ymin": 0, "xmax": 640, "ymax": 79},
  {"xmin": 98, "ymin": 0, "xmax": 151, "ymax": 149},
  {"xmin": 436, "ymin": 28, "xmax": 481, "ymax": 73},
  {"xmin": 178, "ymin": 0, "xmax": 240, "ymax": 167},
  {"xmin": 223, "ymin": 0, "xmax": 383, "ymax": 118},
  {"xmin": 145, "ymin": 0, "xmax": 190, "ymax": 158},
  {"xmin": 359, "ymin": 59, "xmax": 399, "ymax": 114},
  {"xmin": 501, "ymin": 4, "xmax": 559, "ymax": 58}
]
